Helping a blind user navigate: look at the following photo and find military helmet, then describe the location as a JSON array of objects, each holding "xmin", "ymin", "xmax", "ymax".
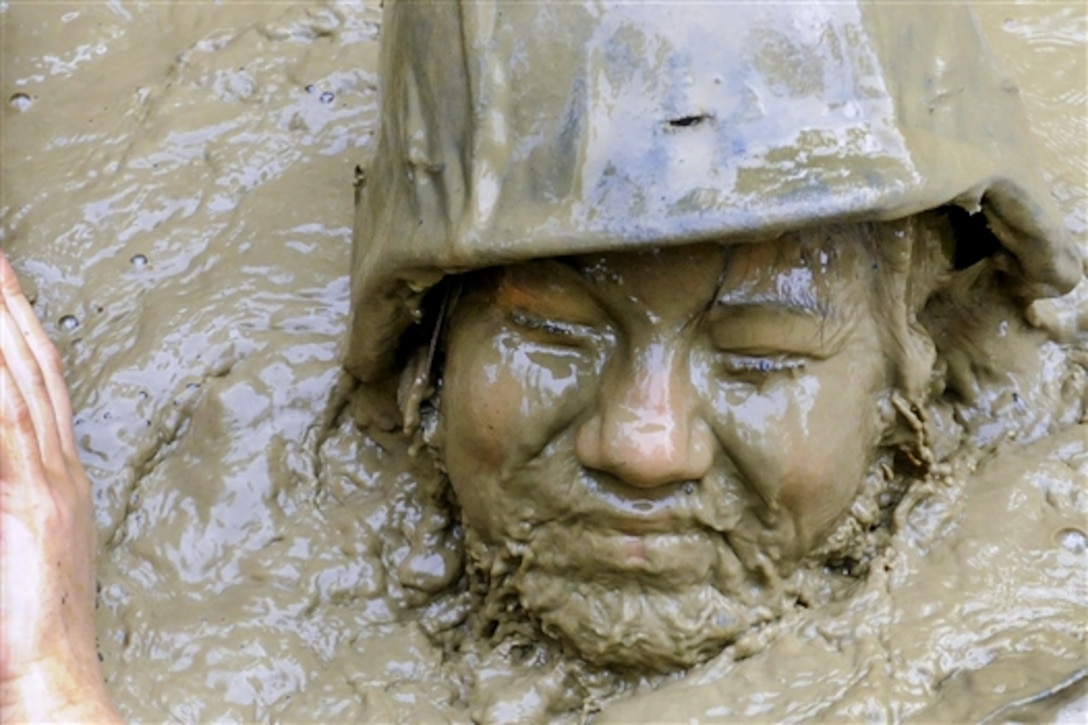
[{"xmin": 346, "ymin": 0, "xmax": 1082, "ymax": 383}]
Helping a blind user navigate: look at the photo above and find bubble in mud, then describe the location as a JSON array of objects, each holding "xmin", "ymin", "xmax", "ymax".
[
  {"xmin": 9, "ymin": 93, "xmax": 31, "ymax": 111},
  {"xmin": 130, "ymin": 253, "xmax": 148, "ymax": 268},
  {"xmin": 319, "ymin": 91, "xmax": 335, "ymax": 104},
  {"xmin": 58, "ymin": 314, "xmax": 79, "ymax": 331},
  {"xmin": 1055, "ymin": 527, "xmax": 1087, "ymax": 553}
]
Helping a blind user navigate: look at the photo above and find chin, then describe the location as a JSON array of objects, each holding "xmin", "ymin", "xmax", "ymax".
[
  {"xmin": 466, "ymin": 522, "xmax": 786, "ymax": 673},
  {"xmin": 519, "ymin": 568, "xmax": 760, "ymax": 671}
]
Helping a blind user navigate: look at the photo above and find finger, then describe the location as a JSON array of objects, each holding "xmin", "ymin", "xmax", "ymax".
[
  {"xmin": 0, "ymin": 304, "xmax": 67, "ymax": 479},
  {"xmin": 0, "ymin": 350, "xmax": 48, "ymax": 496},
  {"xmin": 0, "ymin": 255, "xmax": 78, "ymax": 463}
]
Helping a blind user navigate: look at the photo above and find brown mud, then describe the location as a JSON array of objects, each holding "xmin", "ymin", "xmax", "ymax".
[{"xmin": 2, "ymin": 1, "xmax": 1086, "ymax": 722}]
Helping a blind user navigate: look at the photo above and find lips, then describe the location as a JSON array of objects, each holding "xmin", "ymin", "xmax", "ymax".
[
  {"xmin": 487, "ymin": 468, "xmax": 747, "ymax": 587},
  {"xmin": 585, "ymin": 506, "xmax": 688, "ymax": 536},
  {"xmin": 529, "ymin": 522, "xmax": 719, "ymax": 589},
  {"xmin": 570, "ymin": 472, "xmax": 711, "ymax": 534}
]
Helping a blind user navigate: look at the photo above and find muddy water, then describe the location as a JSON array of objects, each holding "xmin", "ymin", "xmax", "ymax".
[{"xmin": 1, "ymin": 1, "xmax": 1085, "ymax": 722}]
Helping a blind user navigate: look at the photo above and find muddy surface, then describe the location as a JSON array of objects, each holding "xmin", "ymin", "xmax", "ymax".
[{"xmin": 2, "ymin": 1, "xmax": 1086, "ymax": 722}]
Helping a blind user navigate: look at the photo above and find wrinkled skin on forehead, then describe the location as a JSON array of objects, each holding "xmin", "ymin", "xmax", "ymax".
[{"xmin": 431, "ymin": 219, "xmax": 920, "ymax": 671}]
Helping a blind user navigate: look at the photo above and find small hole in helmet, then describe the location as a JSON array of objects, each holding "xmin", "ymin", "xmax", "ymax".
[{"xmin": 667, "ymin": 113, "xmax": 712, "ymax": 128}]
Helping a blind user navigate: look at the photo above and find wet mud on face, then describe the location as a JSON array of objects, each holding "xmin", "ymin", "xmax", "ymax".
[{"xmin": 2, "ymin": 1, "xmax": 1086, "ymax": 722}]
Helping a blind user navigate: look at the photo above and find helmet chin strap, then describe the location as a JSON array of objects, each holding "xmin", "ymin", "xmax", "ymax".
[{"xmin": 400, "ymin": 278, "xmax": 461, "ymax": 445}]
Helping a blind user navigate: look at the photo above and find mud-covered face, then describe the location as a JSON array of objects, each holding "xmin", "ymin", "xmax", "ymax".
[{"xmin": 437, "ymin": 232, "xmax": 892, "ymax": 670}]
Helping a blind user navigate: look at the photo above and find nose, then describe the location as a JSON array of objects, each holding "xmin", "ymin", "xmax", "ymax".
[{"xmin": 575, "ymin": 344, "xmax": 714, "ymax": 489}]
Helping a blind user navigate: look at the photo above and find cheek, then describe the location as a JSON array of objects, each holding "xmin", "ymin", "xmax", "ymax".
[
  {"xmin": 708, "ymin": 371, "xmax": 883, "ymax": 549},
  {"xmin": 440, "ymin": 329, "xmax": 593, "ymax": 527},
  {"xmin": 776, "ymin": 423, "xmax": 868, "ymax": 538},
  {"xmin": 774, "ymin": 368, "xmax": 886, "ymax": 544},
  {"xmin": 441, "ymin": 336, "xmax": 526, "ymax": 482},
  {"xmin": 448, "ymin": 365, "xmax": 523, "ymax": 471}
]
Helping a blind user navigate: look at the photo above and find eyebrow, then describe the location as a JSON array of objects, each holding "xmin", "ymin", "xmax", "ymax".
[{"xmin": 558, "ymin": 255, "xmax": 836, "ymax": 319}]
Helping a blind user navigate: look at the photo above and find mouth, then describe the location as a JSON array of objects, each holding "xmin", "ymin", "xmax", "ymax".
[
  {"xmin": 586, "ymin": 506, "xmax": 686, "ymax": 536},
  {"xmin": 549, "ymin": 526, "xmax": 719, "ymax": 588},
  {"xmin": 500, "ymin": 471, "xmax": 745, "ymax": 587},
  {"xmin": 536, "ymin": 488, "xmax": 720, "ymax": 584},
  {"xmin": 571, "ymin": 472, "xmax": 707, "ymax": 532}
]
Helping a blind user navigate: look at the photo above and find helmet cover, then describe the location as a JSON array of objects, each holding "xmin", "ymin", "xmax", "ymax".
[{"xmin": 346, "ymin": 0, "xmax": 1083, "ymax": 382}]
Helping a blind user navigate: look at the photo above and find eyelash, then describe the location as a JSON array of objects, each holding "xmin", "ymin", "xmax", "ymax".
[
  {"xmin": 717, "ymin": 352, "xmax": 807, "ymax": 378},
  {"xmin": 510, "ymin": 310, "xmax": 592, "ymax": 345},
  {"xmin": 508, "ymin": 310, "xmax": 808, "ymax": 377}
]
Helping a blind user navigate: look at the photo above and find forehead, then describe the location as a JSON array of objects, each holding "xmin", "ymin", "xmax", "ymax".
[{"xmin": 557, "ymin": 228, "xmax": 874, "ymax": 314}]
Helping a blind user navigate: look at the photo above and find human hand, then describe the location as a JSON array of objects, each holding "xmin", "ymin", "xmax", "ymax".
[{"xmin": 0, "ymin": 253, "xmax": 121, "ymax": 723}]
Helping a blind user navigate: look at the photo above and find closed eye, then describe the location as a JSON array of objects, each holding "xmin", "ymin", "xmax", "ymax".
[
  {"xmin": 509, "ymin": 309, "xmax": 599, "ymax": 348},
  {"xmin": 716, "ymin": 351, "xmax": 808, "ymax": 379},
  {"xmin": 705, "ymin": 306, "xmax": 845, "ymax": 361}
]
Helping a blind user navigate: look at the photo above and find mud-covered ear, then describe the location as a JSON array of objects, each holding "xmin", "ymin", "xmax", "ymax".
[
  {"xmin": 920, "ymin": 254, "xmax": 1047, "ymax": 408},
  {"xmin": 980, "ymin": 185, "xmax": 1084, "ymax": 302}
]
